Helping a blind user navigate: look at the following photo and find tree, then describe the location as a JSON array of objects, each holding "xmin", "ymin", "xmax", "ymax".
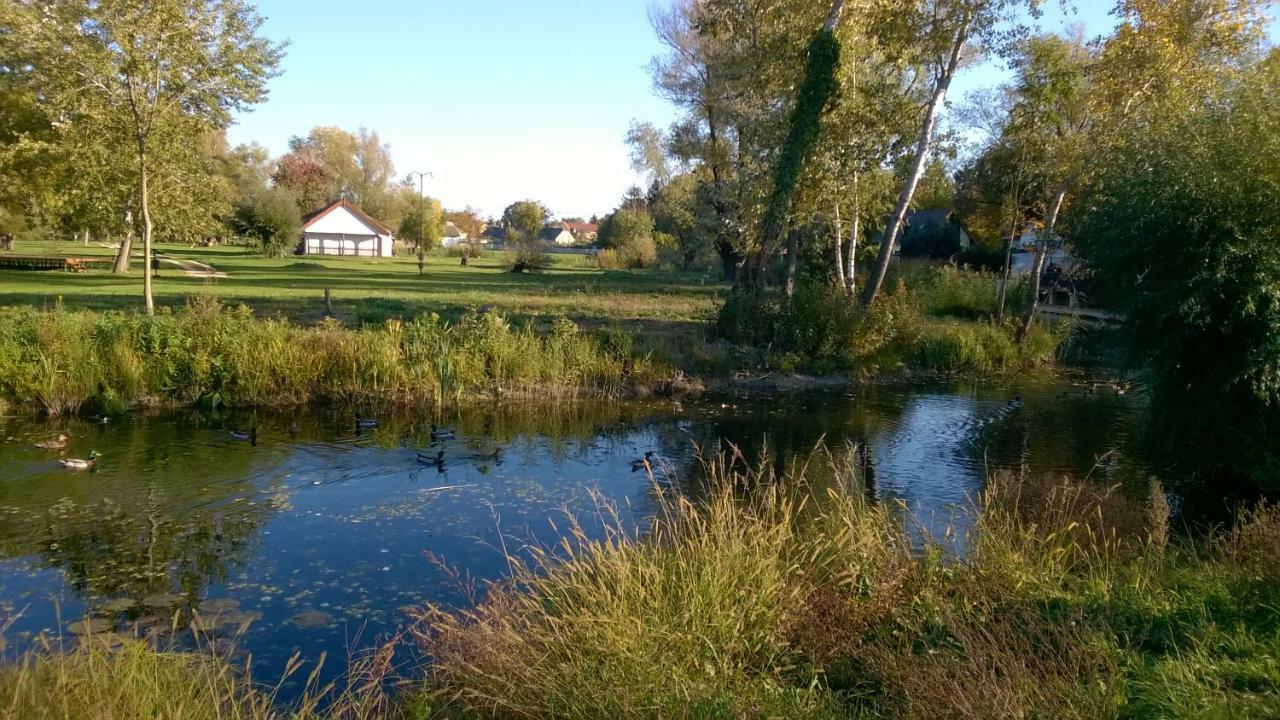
[
  {"xmin": 14, "ymin": 0, "xmax": 283, "ymax": 314},
  {"xmin": 399, "ymin": 196, "xmax": 444, "ymax": 252},
  {"xmin": 232, "ymin": 186, "xmax": 300, "ymax": 257},
  {"xmin": 273, "ymin": 145, "xmax": 338, "ymax": 214},
  {"xmin": 445, "ymin": 207, "xmax": 484, "ymax": 241},
  {"xmin": 626, "ymin": 120, "xmax": 674, "ymax": 188},
  {"xmin": 862, "ymin": 0, "xmax": 1031, "ymax": 306},
  {"xmin": 1072, "ymin": 51, "xmax": 1280, "ymax": 493},
  {"xmin": 503, "ymin": 200, "xmax": 549, "ymax": 270}
]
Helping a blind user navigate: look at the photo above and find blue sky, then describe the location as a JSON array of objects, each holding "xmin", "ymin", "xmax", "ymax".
[{"xmin": 227, "ymin": 1, "xmax": 1273, "ymax": 219}]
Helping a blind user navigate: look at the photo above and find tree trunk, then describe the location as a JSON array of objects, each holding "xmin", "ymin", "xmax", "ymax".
[
  {"xmin": 845, "ymin": 172, "xmax": 859, "ymax": 297},
  {"xmin": 136, "ymin": 134, "xmax": 155, "ymax": 316},
  {"xmin": 1016, "ymin": 188, "xmax": 1066, "ymax": 342},
  {"xmin": 833, "ymin": 203, "xmax": 846, "ymax": 291},
  {"xmin": 752, "ymin": 0, "xmax": 845, "ymax": 284},
  {"xmin": 860, "ymin": 20, "xmax": 968, "ymax": 306},
  {"xmin": 995, "ymin": 197, "xmax": 1020, "ymax": 323},
  {"xmin": 783, "ymin": 227, "xmax": 799, "ymax": 297},
  {"xmin": 112, "ymin": 226, "xmax": 133, "ymax": 273}
]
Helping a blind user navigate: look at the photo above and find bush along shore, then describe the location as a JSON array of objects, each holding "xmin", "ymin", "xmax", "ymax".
[
  {"xmin": 3, "ymin": 452, "xmax": 1278, "ymax": 718},
  {"xmin": 0, "ymin": 271, "xmax": 1070, "ymax": 416}
]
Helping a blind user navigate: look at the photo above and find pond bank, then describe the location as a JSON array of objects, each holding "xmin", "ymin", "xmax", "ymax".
[{"xmin": 0, "ymin": 304, "xmax": 1072, "ymax": 417}]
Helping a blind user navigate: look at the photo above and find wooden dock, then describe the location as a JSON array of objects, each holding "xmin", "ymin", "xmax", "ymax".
[
  {"xmin": 0, "ymin": 254, "xmax": 116, "ymax": 272},
  {"xmin": 1038, "ymin": 304, "xmax": 1125, "ymax": 324}
]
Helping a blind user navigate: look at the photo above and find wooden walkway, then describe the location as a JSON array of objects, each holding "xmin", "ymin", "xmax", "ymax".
[{"xmin": 1039, "ymin": 304, "xmax": 1125, "ymax": 324}]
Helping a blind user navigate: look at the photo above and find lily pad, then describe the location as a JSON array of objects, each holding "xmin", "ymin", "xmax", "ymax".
[
  {"xmin": 67, "ymin": 617, "xmax": 115, "ymax": 635},
  {"xmin": 141, "ymin": 593, "xmax": 185, "ymax": 608},
  {"xmin": 287, "ymin": 610, "xmax": 334, "ymax": 628},
  {"xmin": 97, "ymin": 598, "xmax": 138, "ymax": 614},
  {"xmin": 197, "ymin": 598, "xmax": 240, "ymax": 614}
]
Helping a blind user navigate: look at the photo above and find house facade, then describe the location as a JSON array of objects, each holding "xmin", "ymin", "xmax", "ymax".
[
  {"xmin": 298, "ymin": 199, "xmax": 395, "ymax": 258},
  {"xmin": 440, "ymin": 221, "xmax": 469, "ymax": 248}
]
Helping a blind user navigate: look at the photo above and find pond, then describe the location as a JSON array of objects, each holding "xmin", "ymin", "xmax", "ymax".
[{"xmin": 0, "ymin": 375, "xmax": 1146, "ymax": 693}]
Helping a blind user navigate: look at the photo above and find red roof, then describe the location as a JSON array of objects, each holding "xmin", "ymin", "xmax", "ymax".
[
  {"xmin": 301, "ymin": 199, "xmax": 395, "ymax": 236},
  {"xmin": 563, "ymin": 221, "xmax": 598, "ymax": 234}
]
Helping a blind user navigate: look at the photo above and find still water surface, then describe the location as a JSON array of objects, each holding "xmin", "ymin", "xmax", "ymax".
[{"xmin": 0, "ymin": 377, "xmax": 1144, "ymax": 690}]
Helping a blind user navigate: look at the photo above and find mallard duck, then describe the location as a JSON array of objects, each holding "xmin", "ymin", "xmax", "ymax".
[
  {"xmin": 60, "ymin": 451, "xmax": 99, "ymax": 470},
  {"xmin": 355, "ymin": 417, "xmax": 379, "ymax": 430},
  {"xmin": 229, "ymin": 428, "xmax": 257, "ymax": 444},
  {"xmin": 631, "ymin": 451, "xmax": 656, "ymax": 472},
  {"xmin": 430, "ymin": 424, "xmax": 456, "ymax": 440},
  {"xmin": 35, "ymin": 434, "xmax": 69, "ymax": 450},
  {"xmin": 416, "ymin": 450, "xmax": 446, "ymax": 466}
]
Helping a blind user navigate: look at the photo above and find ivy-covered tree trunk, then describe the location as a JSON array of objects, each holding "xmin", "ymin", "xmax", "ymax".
[
  {"xmin": 861, "ymin": 20, "xmax": 968, "ymax": 306},
  {"xmin": 1017, "ymin": 187, "xmax": 1066, "ymax": 341},
  {"xmin": 749, "ymin": 0, "xmax": 844, "ymax": 287}
]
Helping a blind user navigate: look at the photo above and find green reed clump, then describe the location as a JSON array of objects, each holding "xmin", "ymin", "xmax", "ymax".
[
  {"xmin": 915, "ymin": 317, "xmax": 1067, "ymax": 373},
  {"xmin": 412, "ymin": 450, "xmax": 1280, "ymax": 719},
  {"xmin": 0, "ymin": 304, "xmax": 670, "ymax": 414}
]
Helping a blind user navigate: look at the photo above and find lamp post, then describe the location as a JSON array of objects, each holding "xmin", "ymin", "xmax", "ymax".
[{"xmin": 408, "ymin": 169, "xmax": 433, "ymax": 274}]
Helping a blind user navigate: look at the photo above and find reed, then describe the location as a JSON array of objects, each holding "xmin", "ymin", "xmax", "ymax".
[{"xmin": 0, "ymin": 302, "xmax": 670, "ymax": 415}]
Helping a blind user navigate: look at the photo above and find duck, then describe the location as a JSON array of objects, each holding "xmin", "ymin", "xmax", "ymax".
[
  {"xmin": 355, "ymin": 417, "xmax": 379, "ymax": 430},
  {"xmin": 229, "ymin": 428, "xmax": 257, "ymax": 444},
  {"xmin": 60, "ymin": 451, "xmax": 99, "ymax": 470},
  {"xmin": 34, "ymin": 434, "xmax": 69, "ymax": 451},
  {"xmin": 417, "ymin": 448, "xmax": 448, "ymax": 471},
  {"xmin": 631, "ymin": 451, "xmax": 656, "ymax": 472},
  {"xmin": 430, "ymin": 424, "xmax": 456, "ymax": 440}
]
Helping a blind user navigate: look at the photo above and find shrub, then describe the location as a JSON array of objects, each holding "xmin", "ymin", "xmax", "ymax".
[{"xmin": 231, "ymin": 186, "xmax": 301, "ymax": 257}]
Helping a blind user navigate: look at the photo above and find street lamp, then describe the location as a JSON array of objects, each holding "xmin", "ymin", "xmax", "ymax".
[{"xmin": 408, "ymin": 169, "xmax": 433, "ymax": 275}]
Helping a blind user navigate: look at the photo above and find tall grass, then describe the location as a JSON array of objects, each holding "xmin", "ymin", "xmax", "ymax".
[
  {"xmin": 413, "ymin": 450, "xmax": 1280, "ymax": 719},
  {"xmin": 0, "ymin": 302, "xmax": 669, "ymax": 415},
  {"xmin": 4, "ymin": 452, "xmax": 1278, "ymax": 717}
]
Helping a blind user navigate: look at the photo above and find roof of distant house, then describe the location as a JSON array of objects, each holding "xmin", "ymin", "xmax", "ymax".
[
  {"xmin": 443, "ymin": 221, "xmax": 466, "ymax": 238},
  {"xmin": 539, "ymin": 226, "xmax": 572, "ymax": 242},
  {"xmin": 904, "ymin": 208, "xmax": 955, "ymax": 232},
  {"xmin": 301, "ymin": 198, "xmax": 395, "ymax": 236},
  {"xmin": 563, "ymin": 221, "xmax": 598, "ymax": 234}
]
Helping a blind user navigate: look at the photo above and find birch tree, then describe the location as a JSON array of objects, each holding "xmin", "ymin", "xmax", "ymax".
[{"xmin": 861, "ymin": 0, "xmax": 1032, "ymax": 306}]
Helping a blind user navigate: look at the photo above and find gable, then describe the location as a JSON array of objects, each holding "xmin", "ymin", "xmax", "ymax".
[{"xmin": 301, "ymin": 201, "xmax": 393, "ymax": 236}]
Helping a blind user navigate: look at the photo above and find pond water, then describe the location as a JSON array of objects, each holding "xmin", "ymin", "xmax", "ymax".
[{"xmin": 0, "ymin": 376, "xmax": 1146, "ymax": 693}]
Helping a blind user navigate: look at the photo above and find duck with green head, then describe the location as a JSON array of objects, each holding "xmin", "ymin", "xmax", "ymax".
[{"xmin": 59, "ymin": 451, "xmax": 99, "ymax": 470}]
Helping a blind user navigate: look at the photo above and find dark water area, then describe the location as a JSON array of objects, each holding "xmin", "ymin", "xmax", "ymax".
[{"xmin": 0, "ymin": 376, "xmax": 1146, "ymax": 693}]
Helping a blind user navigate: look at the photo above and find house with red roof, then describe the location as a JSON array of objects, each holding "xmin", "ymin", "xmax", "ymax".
[{"xmin": 298, "ymin": 199, "xmax": 395, "ymax": 258}]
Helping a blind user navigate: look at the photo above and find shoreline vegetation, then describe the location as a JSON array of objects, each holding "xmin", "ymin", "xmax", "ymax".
[
  {"xmin": 3, "ymin": 452, "xmax": 1278, "ymax": 718},
  {"xmin": 0, "ymin": 260, "xmax": 1070, "ymax": 417}
]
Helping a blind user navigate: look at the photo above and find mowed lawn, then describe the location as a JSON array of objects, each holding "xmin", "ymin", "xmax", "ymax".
[{"xmin": 0, "ymin": 243, "xmax": 725, "ymax": 328}]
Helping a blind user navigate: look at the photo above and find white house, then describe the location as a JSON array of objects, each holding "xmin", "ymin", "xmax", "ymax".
[
  {"xmin": 440, "ymin": 221, "xmax": 469, "ymax": 248},
  {"xmin": 538, "ymin": 226, "xmax": 577, "ymax": 246},
  {"xmin": 298, "ymin": 199, "xmax": 395, "ymax": 258}
]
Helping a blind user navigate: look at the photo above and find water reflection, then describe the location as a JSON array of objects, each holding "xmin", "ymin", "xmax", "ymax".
[{"xmin": 0, "ymin": 378, "xmax": 1145, "ymax": 691}]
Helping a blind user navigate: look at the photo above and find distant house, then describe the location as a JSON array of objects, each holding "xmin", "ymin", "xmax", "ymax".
[
  {"xmin": 298, "ymin": 199, "xmax": 395, "ymax": 258},
  {"xmin": 481, "ymin": 224, "xmax": 507, "ymax": 245},
  {"xmin": 440, "ymin": 221, "xmax": 469, "ymax": 248},
  {"xmin": 563, "ymin": 221, "xmax": 598, "ymax": 243},
  {"xmin": 896, "ymin": 206, "xmax": 972, "ymax": 256},
  {"xmin": 539, "ymin": 226, "xmax": 577, "ymax": 246}
]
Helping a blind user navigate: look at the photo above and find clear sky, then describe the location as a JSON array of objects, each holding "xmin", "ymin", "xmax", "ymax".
[{"xmin": 226, "ymin": 1, "xmax": 1275, "ymax": 220}]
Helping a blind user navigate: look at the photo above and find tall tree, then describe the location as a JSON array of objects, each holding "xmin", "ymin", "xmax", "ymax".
[
  {"xmin": 861, "ymin": 0, "xmax": 1029, "ymax": 306},
  {"xmin": 14, "ymin": 0, "xmax": 283, "ymax": 314}
]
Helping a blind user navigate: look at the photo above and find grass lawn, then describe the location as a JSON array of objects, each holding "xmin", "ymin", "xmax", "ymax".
[{"xmin": 0, "ymin": 241, "xmax": 725, "ymax": 329}]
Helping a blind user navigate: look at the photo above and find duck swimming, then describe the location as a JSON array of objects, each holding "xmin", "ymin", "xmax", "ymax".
[
  {"xmin": 60, "ymin": 451, "xmax": 99, "ymax": 470},
  {"xmin": 417, "ymin": 450, "xmax": 446, "ymax": 465},
  {"xmin": 430, "ymin": 424, "xmax": 456, "ymax": 440},
  {"xmin": 229, "ymin": 428, "xmax": 258, "ymax": 444},
  {"xmin": 355, "ymin": 417, "xmax": 379, "ymax": 430},
  {"xmin": 631, "ymin": 451, "xmax": 656, "ymax": 472},
  {"xmin": 35, "ymin": 434, "xmax": 69, "ymax": 450}
]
